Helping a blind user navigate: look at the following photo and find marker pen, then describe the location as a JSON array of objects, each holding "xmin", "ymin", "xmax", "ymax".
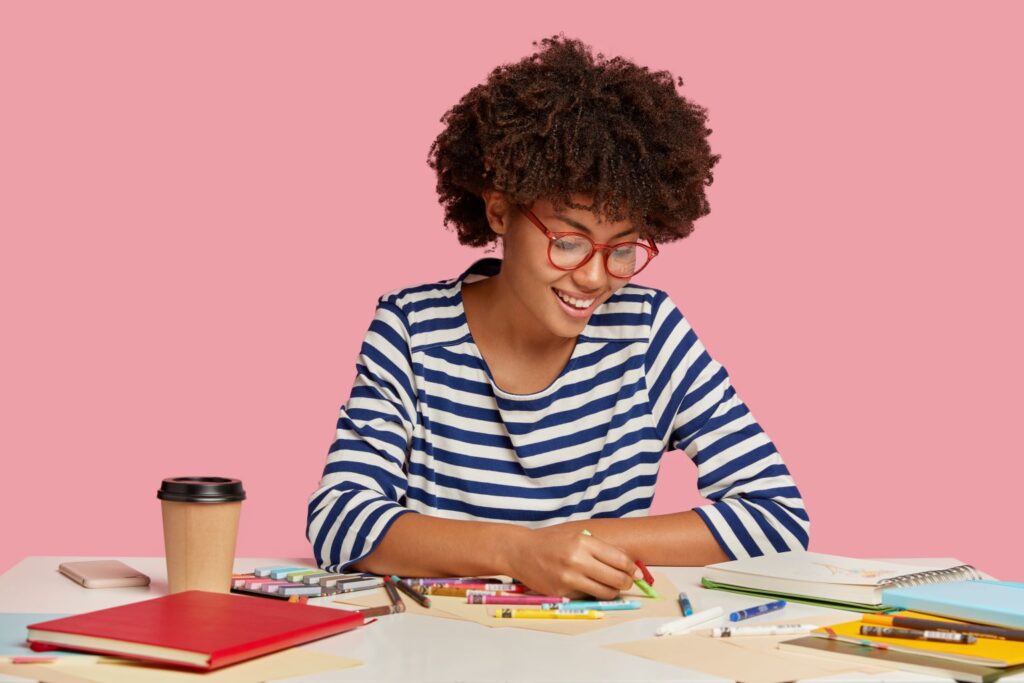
[
  {"xmin": 728, "ymin": 600, "xmax": 786, "ymax": 622},
  {"xmin": 713, "ymin": 624, "xmax": 818, "ymax": 637}
]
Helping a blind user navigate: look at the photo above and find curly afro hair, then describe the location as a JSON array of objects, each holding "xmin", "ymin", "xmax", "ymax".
[{"xmin": 427, "ymin": 33, "xmax": 721, "ymax": 248}]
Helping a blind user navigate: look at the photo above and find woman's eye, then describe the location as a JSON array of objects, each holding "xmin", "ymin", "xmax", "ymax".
[{"xmin": 554, "ymin": 239, "xmax": 584, "ymax": 251}]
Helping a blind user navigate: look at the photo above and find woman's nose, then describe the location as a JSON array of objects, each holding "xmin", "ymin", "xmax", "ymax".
[{"xmin": 571, "ymin": 251, "xmax": 608, "ymax": 291}]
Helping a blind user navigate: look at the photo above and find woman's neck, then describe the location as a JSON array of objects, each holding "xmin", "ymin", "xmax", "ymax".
[{"xmin": 462, "ymin": 273, "xmax": 574, "ymax": 357}]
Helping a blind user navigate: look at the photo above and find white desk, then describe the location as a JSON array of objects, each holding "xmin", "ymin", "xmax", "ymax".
[{"xmin": 0, "ymin": 556, "xmax": 1001, "ymax": 683}]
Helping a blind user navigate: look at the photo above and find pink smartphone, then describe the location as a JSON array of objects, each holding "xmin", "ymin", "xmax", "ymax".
[{"xmin": 57, "ymin": 560, "xmax": 150, "ymax": 588}]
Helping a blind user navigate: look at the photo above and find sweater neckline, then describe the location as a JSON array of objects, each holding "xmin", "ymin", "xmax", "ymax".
[{"xmin": 454, "ymin": 258, "xmax": 584, "ymax": 399}]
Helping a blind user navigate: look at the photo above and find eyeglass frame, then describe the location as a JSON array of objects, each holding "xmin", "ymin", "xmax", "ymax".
[{"xmin": 518, "ymin": 205, "xmax": 660, "ymax": 278}]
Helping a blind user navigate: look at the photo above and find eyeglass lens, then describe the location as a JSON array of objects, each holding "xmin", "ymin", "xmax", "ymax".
[{"xmin": 550, "ymin": 235, "xmax": 650, "ymax": 277}]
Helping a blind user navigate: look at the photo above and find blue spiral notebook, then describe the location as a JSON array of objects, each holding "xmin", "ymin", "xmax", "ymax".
[{"xmin": 882, "ymin": 580, "xmax": 1024, "ymax": 629}]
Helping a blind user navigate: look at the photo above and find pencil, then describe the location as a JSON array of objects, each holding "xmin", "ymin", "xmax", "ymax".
[
  {"xmin": 823, "ymin": 627, "xmax": 889, "ymax": 651},
  {"xmin": 391, "ymin": 575, "xmax": 431, "ymax": 609},
  {"xmin": 861, "ymin": 614, "xmax": 1024, "ymax": 642},
  {"xmin": 356, "ymin": 602, "xmax": 404, "ymax": 618},
  {"xmin": 383, "ymin": 576, "xmax": 406, "ymax": 613},
  {"xmin": 859, "ymin": 624, "xmax": 977, "ymax": 644},
  {"xmin": 405, "ymin": 577, "xmax": 507, "ymax": 586}
]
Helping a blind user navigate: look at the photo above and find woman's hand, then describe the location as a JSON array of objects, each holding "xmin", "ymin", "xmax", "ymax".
[{"xmin": 504, "ymin": 524, "xmax": 640, "ymax": 599}]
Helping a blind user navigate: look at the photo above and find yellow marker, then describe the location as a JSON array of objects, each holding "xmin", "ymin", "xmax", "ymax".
[{"xmin": 494, "ymin": 608, "xmax": 604, "ymax": 620}]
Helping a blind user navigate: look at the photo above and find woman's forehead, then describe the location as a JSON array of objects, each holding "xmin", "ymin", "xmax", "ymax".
[{"xmin": 533, "ymin": 195, "xmax": 640, "ymax": 235}]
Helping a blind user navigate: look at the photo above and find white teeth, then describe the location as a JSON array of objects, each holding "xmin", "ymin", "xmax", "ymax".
[{"xmin": 555, "ymin": 290, "xmax": 595, "ymax": 309}]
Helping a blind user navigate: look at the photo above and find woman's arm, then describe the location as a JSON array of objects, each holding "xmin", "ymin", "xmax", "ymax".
[
  {"xmin": 352, "ymin": 513, "xmax": 641, "ymax": 600},
  {"xmin": 550, "ymin": 511, "xmax": 730, "ymax": 566},
  {"xmin": 306, "ymin": 298, "xmax": 418, "ymax": 572},
  {"xmin": 645, "ymin": 291, "xmax": 811, "ymax": 560}
]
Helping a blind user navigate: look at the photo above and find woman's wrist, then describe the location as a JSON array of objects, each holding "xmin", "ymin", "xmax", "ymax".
[{"xmin": 492, "ymin": 523, "xmax": 532, "ymax": 577}]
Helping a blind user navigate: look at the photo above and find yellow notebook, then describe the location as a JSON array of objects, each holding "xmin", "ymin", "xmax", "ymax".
[{"xmin": 811, "ymin": 612, "xmax": 1024, "ymax": 668}]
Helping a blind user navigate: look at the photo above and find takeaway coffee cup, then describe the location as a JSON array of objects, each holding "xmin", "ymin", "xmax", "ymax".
[{"xmin": 157, "ymin": 476, "xmax": 246, "ymax": 594}]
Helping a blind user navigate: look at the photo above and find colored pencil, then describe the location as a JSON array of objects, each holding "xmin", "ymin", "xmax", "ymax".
[
  {"xmin": 383, "ymin": 577, "xmax": 406, "ymax": 613},
  {"xmin": 467, "ymin": 595, "xmax": 566, "ymax": 605},
  {"xmin": 391, "ymin": 575, "xmax": 431, "ymax": 609},
  {"xmin": 405, "ymin": 577, "xmax": 508, "ymax": 586}
]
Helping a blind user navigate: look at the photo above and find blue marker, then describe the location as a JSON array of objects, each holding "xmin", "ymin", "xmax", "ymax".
[
  {"xmin": 678, "ymin": 592, "xmax": 694, "ymax": 616},
  {"xmin": 728, "ymin": 599, "xmax": 786, "ymax": 622}
]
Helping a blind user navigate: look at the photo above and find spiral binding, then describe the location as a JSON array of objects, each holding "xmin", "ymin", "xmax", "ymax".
[{"xmin": 876, "ymin": 564, "xmax": 982, "ymax": 589}]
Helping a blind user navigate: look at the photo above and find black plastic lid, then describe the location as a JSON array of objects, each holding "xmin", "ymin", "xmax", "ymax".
[{"xmin": 157, "ymin": 477, "xmax": 246, "ymax": 503}]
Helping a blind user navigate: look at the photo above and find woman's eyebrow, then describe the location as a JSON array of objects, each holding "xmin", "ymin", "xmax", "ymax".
[{"xmin": 551, "ymin": 213, "xmax": 639, "ymax": 239}]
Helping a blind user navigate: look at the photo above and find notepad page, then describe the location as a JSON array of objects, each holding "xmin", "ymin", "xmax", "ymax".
[{"xmin": 707, "ymin": 551, "xmax": 944, "ymax": 586}]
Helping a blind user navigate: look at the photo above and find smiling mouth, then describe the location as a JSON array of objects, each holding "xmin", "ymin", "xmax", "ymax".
[{"xmin": 553, "ymin": 288, "xmax": 598, "ymax": 311}]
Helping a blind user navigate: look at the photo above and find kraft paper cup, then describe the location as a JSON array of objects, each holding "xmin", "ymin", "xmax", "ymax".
[{"xmin": 157, "ymin": 477, "xmax": 246, "ymax": 594}]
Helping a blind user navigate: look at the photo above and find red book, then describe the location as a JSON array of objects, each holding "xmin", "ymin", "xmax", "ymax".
[{"xmin": 26, "ymin": 590, "xmax": 365, "ymax": 670}]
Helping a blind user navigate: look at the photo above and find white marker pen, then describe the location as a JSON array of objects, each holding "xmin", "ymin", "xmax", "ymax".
[
  {"xmin": 712, "ymin": 623, "xmax": 819, "ymax": 637},
  {"xmin": 655, "ymin": 606, "xmax": 725, "ymax": 637}
]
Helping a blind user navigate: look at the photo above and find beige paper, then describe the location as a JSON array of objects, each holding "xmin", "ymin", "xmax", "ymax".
[
  {"xmin": 332, "ymin": 585, "xmax": 489, "ymax": 621},
  {"xmin": 0, "ymin": 648, "xmax": 360, "ymax": 683},
  {"xmin": 336, "ymin": 571, "xmax": 684, "ymax": 635},
  {"xmin": 161, "ymin": 500, "xmax": 241, "ymax": 593},
  {"xmin": 606, "ymin": 615, "xmax": 891, "ymax": 683}
]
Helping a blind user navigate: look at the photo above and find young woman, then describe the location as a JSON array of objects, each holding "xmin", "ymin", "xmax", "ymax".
[{"xmin": 307, "ymin": 35, "xmax": 809, "ymax": 599}]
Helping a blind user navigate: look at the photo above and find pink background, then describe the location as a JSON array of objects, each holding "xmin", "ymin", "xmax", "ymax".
[{"xmin": 2, "ymin": 2, "xmax": 1021, "ymax": 578}]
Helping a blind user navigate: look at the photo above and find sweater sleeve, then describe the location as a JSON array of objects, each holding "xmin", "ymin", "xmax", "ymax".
[
  {"xmin": 306, "ymin": 298, "xmax": 417, "ymax": 572},
  {"xmin": 645, "ymin": 291, "xmax": 810, "ymax": 560}
]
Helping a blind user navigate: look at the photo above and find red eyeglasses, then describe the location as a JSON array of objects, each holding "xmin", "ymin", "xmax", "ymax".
[{"xmin": 520, "ymin": 206, "xmax": 659, "ymax": 278}]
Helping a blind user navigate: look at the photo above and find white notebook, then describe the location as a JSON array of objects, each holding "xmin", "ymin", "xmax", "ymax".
[{"xmin": 701, "ymin": 550, "xmax": 982, "ymax": 608}]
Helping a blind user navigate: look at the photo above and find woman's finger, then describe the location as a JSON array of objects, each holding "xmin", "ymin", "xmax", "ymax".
[
  {"xmin": 584, "ymin": 537, "xmax": 639, "ymax": 591},
  {"xmin": 566, "ymin": 570, "xmax": 623, "ymax": 601}
]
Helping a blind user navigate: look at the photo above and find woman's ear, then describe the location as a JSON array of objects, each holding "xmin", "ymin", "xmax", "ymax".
[{"xmin": 481, "ymin": 189, "xmax": 512, "ymax": 237}]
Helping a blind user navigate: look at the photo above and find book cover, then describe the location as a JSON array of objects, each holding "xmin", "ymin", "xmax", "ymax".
[
  {"xmin": 882, "ymin": 581, "xmax": 1024, "ymax": 629},
  {"xmin": 699, "ymin": 577, "xmax": 892, "ymax": 613},
  {"xmin": 26, "ymin": 590, "xmax": 364, "ymax": 670}
]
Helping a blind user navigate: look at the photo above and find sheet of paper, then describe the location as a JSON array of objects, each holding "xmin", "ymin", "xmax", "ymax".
[
  {"xmin": 605, "ymin": 614, "xmax": 892, "ymax": 683},
  {"xmin": 0, "ymin": 662, "xmax": 91, "ymax": 683},
  {"xmin": 336, "ymin": 571, "xmax": 685, "ymax": 635},
  {"xmin": 709, "ymin": 551, "xmax": 945, "ymax": 585},
  {"xmin": 0, "ymin": 647, "xmax": 361, "ymax": 683}
]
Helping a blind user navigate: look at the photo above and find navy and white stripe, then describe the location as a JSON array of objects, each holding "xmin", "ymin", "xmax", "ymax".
[{"xmin": 307, "ymin": 258, "xmax": 809, "ymax": 571}]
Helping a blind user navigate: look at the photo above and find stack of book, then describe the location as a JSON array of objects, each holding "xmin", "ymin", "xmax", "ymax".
[
  {"xmin": 777, "ymin": 581, "xmax": 1024, "ymax": 683},
  {"xmin": 701, "ymin": 551, "xmax": 1024, "ymax": 682}
]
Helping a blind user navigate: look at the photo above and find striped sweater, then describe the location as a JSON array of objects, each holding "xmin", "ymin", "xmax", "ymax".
[{"xmin": 307, "ymin": 258, "xmax": 809, "ymax": 571}]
